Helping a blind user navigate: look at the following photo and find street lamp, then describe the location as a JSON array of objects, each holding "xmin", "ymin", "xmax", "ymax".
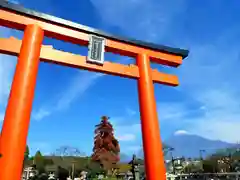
[
  {"xmin": 168, "ymin": 147, "xmax": 175, "ymax": 174},
  {"xmin": 199, "ymin": 149, "xmax": 205, "ymax": 160}
]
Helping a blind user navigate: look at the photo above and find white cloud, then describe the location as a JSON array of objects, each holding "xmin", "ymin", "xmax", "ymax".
[
  {"xmin": 0, "ymin": 113, "xmax": 4, "ymax": 122},
  {"xmin": 157, "ymin": 102, "xmax": 190, "ymax": 121},
  {"xmin": 90, "ymin": 0, "xmax": 240, "ymax": 143},
  {"xmin": 117, "ymin": 134, "xmax": 136, "ymax": 141},
  {"xmin": 88, "ymin": 0, "xmax": 240, "ymax": 143},
  {"xmin": 173, "ymin": 26, "xmax": 240, "ymax": 143},
  {"xmin": 32, "ymin": 108, "xmax": 51, "ymax": 121},
  {"xmin": 109, "ymin": 109, "xmax": 138, "ymax": 141},
  {"xmin": 126, "ymin": 145, "xmax": 142, "ymax": 152},
  {"xmin": 191, "ymin": 118, "xmax": 240, "ymax": 143},
  {"xmin": 174, "ymin": 130, "xmax": 189, "ymax": 136},
  {"xmin": 156, "ymin": 87, "xmax": 240, "ymax": 143},
  {"xmin": 185, "ymin": 88, "xmax": 240, "ymax": 143},
  {"xmin": 32, "ymin": 72, "xmax": 104, "ymax": 120},
  {"xmin": 0, "ymin": 28, "xmax": 17, "ymax": 106},
  {"xmin": 111, "ymin": 119, "xmax": 141, "ymax": 142},
  {"xmin": 0, "ymin": 55, "xmax": 15, "ymax": 105},
  {"xmin": 56, "ymin": 72, "xmax": 103, "ymax": 110},
  {"xmin": 126, "ymin": 108, "xmax": 136, "ymax": 116},
  {"xmin": 0, "ymin": 27, "xmax": 18, "ymax": 124},
  {"xmin": 90, "ymin": 0, "xmax": 187, "ymax": 41}
]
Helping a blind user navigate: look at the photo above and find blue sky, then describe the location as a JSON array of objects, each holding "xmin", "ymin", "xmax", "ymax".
[{"xmin": 1, "ymin": 0, "xmax": 240, "ymax": 156}]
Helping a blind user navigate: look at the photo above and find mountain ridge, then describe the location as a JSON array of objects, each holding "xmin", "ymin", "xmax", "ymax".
[
  {"xmin": 164, "ymin": 133, "xmax": 235, "ymax": 159},
  {"xmin": 130, "ymin": 133, "xmax": 237, "ymax": 162}
]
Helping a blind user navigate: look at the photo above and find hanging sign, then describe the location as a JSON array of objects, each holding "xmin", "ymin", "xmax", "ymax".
[{"xmin": 87, "ymin": 35, "xmax": 105, "ymax": 65}]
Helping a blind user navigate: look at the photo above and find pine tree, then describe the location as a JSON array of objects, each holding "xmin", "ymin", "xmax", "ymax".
[
  {"xmin": 34, "ymin": 150, "xmax": 45, "ymax": 174},
  {"xmin": 92, "ymin": 116, "xmax": 120, "ymax": 170},
  {"xmin": 24, "ymin": 145, "xmax": 30, "ymax": 161},
  {"xmin": 23, "ymin": 145, "xmax": 30, "ymax": 170}
]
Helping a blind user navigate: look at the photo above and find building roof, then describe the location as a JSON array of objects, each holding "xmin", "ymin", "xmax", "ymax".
[{"xmin": 0, "ymin": 1, "xmax": 189, "ymax": 59}]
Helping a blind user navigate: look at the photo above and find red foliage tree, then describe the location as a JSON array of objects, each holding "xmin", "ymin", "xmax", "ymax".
[{"xmin": 92, "ymin": 116, "xmax": 120, "ymax": 170}]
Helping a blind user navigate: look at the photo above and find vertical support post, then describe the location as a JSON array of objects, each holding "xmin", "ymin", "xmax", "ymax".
[
  {"xmin": 137, "ymin": 53, "xmax": 166, "ymax": 180},
  {"xmin": 0, "ymin": 24, "xmax": 44, "ymax": 180}
]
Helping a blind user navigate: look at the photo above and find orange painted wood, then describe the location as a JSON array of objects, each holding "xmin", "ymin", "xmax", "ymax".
[
  {"xmin": 0, "ymin": 24, "xmax": 44, "ymax": 180},
  {"xmin": 137, "ymin": 53, "xmax": 166, "ymax": 180},
  {"xmin": 0, "ymin": 37, "xmax": 179, "ymax": 86},
  {"xmin": 0, "ymin": 9, "xmax": 182, "ymax": 67}
]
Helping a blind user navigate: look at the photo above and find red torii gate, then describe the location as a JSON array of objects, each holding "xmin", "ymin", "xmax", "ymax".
[{"xmin": 0, "ymin": 1, "xmax": 188, "ymax": 180}]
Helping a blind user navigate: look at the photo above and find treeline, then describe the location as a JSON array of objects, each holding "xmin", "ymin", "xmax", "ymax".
[
  {"xmin": 23, "ymin": 116, "xmax": 122, "ymax": 179},
  {"xmin": 24, "ymin": 149, "xmax": 107, "ymax": 179},
  {"xmin": 181, "ymin": 147, "xmax": 240, "ymax": 173}
]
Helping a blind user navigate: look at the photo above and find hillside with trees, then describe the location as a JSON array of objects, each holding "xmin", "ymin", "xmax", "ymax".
[{"xmin": 23, "ymin": 116, "xmax": 124, "ymax": 179}]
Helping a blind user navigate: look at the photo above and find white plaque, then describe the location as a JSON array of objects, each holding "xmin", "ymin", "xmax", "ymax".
[{"xmin": 87, "ymin": 35, "xmax": 105, "ymax": 65}]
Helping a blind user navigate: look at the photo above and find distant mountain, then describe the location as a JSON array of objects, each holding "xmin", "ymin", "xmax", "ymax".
[
  {"xmin": 137, "ymin": 133, "xmax": 236, "ymax": 159},
  {"xmin": 164, "ymin": 133, "xmax": 235, "ymax": 159}
]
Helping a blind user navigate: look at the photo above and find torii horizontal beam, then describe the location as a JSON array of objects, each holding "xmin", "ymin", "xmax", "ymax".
[
  {"xmin": 0, "ymin": 37, "xmax": 179, "ymax": 86},
  {"xmin": 0, "ymin": 1, "xmax": 188, "ymax": 67}
]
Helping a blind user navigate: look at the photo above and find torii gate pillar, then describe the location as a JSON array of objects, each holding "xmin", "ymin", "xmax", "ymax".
[
  {"xmin": 137, "ymin": 53, "xmax": 166, "ymax": 179},
  {"xmin": 0, "ymin": 24, "xmax": 44, "ymax": 180}
]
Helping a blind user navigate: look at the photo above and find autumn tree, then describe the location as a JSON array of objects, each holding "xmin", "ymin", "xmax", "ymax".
[{"xmin": 92, "ymin": 116, "xmax": 120, "ymax": 171}]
